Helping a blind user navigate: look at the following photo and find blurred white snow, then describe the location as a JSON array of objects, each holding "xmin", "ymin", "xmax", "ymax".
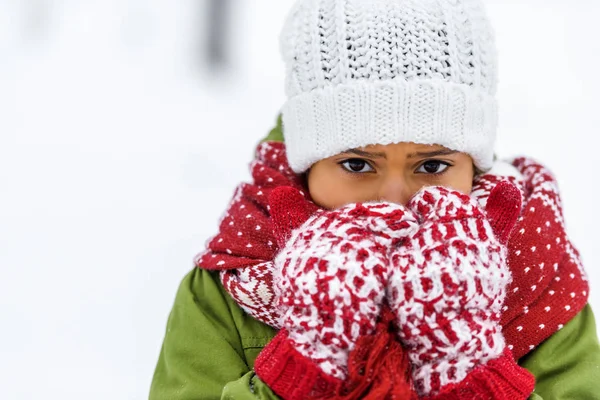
[{"xmin": 0, "ymin": 0, "xmax": 598, "ymax": 398}]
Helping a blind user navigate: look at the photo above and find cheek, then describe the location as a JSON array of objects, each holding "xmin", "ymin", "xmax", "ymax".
[
  {"xmin": 455, "ymin": 179, "xmax": 474, "ymax": 195},
  {"xmin": 308, "ymin": 167, "xmax": 373, "ymax": 209},
  {"xmin": 448, "ymin": 165, "xmax": 474, "ymax": 195},
  {"xmin": 416, "ymin": 163, "xmax": 474, "ymax": 196},
  {"xmin": 307, "ymin": 173, "xmax": 346, "ymax": 209}
]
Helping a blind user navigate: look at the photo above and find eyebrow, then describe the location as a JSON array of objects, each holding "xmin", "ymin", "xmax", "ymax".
[
  {"xmin": 341, "ymin": 148, "xmax": 459, "ymax": 159},
  {"xmin": 342, "ymin": 149, "xmax": 387, "ymax": 158},
  {"xmin": 407, "ymin": 149, "xmax": 459, "ymax": 159}
]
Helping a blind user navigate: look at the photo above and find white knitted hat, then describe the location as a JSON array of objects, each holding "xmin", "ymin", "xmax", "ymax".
[{"xmin": 280, "ymin": 0, "xmax": 499, "ymax": 173}]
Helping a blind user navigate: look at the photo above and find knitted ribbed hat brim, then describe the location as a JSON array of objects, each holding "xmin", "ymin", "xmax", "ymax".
[{"xmin": 283, "ymin": 79, "xmax": 497, "ymax": 173}]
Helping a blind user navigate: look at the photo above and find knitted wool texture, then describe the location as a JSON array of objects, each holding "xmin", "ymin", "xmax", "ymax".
[
  {"xmin": 257, "ymin": 182, "xmax": 535, "ymax": 399},
  {"xmin": 254, "ymin": 188, "xmax": 420, "ymax": 399},
  {"xmin": 387, "ymin": 185, "xmax": 522, "ymax": 396},
  {"xmin": 196, "ymin": 141, "xmax": 589, "ymax": 362},
  {"xmin": 272, "ymin": 196, "xmax": 417, "ymax": 380},
  {"xmin": 256, "ymin": 184, "xmax": 536, "ymax": 400},
  {"xmin": 280, "ymin": 0, "xmax": 498, "ymax": 172}
]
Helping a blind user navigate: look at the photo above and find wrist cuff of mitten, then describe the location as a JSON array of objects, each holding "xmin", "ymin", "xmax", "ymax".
[
  {"xmin": 254, "ymin": 329, "xmax": 343, "ymax": 400},
  {"xmin": 423, "ymin": 349, "xmax": 535, "ymax": 400}
]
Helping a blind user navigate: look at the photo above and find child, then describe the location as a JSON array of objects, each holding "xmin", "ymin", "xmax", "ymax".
[{"xmin": 149, "ymin": 0, "xmax": 600, "ymax": 398}]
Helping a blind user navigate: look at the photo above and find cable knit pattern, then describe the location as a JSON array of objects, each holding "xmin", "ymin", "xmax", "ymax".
[{"xmin": 280, "ymin": 0, "xmax": 498, "ymax": 172}]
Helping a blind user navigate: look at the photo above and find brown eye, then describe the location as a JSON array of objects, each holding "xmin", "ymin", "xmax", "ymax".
[
  {"xmin": 417, "ymin": 160, "xmax": 450, "ymax": 174},
  {"xmin": 340, "ymin": 159, "xmax": 374, "ymax": 173}
]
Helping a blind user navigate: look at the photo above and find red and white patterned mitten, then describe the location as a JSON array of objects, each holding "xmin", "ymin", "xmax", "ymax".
[
  {"xmin": 387, "ymin": 183, "xmax": 535, "ymax": 399},
  {"xmin": 254, "ymin": 187, "xmax": 418, "ymax": 400}
]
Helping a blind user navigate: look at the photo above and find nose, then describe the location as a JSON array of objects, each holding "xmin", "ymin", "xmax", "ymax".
[{"xmin": 378, "ymin": 175, "xmax": 413, "ymax": 205}]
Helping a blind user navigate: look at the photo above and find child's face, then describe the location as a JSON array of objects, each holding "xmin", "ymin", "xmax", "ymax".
[{"xmin": 307, "ymin": 142, "xmax": 475, "ymax": 209}]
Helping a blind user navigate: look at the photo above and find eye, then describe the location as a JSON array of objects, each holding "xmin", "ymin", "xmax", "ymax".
[
  {"xmin": 416, "ymin": 160, "xmax": 450, "ymax": 174},
  {"xmin": 340, "ymin": 159, "xmax": 375, "ymax": 173}
]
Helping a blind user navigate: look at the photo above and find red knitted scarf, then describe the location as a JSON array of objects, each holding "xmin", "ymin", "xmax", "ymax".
[{"xmin": 197, "ymin": 141, "xmax": 589, "ymax": 360}]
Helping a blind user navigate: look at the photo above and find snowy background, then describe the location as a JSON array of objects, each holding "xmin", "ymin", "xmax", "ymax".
[{"xmin": 1, "ymin": 0, "xmax": 599, "ymax": 399}]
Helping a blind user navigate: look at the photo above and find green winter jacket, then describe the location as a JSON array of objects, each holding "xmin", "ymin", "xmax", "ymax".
[{"xmin": 149, "ymin": 267, "xmax": 600, "ymax": 400}]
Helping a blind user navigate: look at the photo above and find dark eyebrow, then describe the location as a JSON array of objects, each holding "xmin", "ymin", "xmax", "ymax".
[
  {"xmin": 407, "ymin": 149, "xmax": 459, "ymax": 159},
  {"xmin": 342, "ymin": 148, "xmax": 387, "ymax": 159}
]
